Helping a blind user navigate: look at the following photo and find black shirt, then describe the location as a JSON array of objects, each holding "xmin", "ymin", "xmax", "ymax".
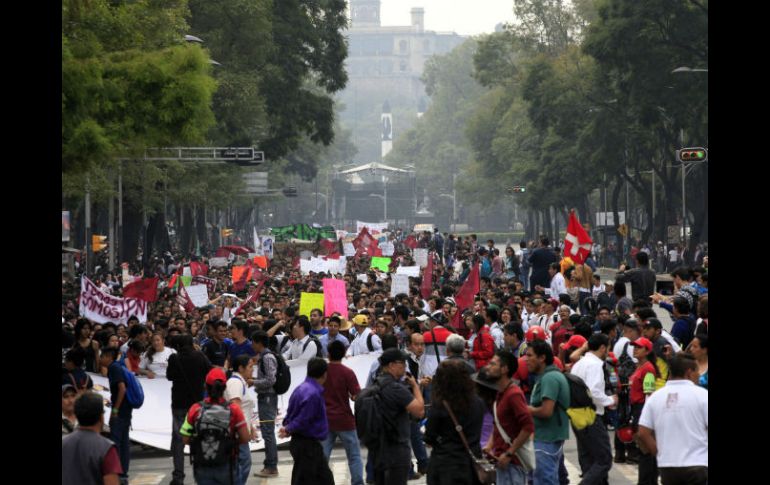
[
  {"xmin": 424, "ymin": 395, "xmax": 485, "ymax": 463},
  {"xmin": 166, "ymin": 349, "xmax": 212, "ymax": 409},
  {"xmin": 374, "ymin": 373, "xmax": 415, "ymax": 466},
  {"xmin": 528, "ymin": 247, "xmax": 558, "ymax": 288},
  {"xmin": 202, "ymin": 339, "xmax": 229, "ymax": 367}
]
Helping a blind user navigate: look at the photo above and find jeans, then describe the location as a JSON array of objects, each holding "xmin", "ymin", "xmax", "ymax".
[
  {"xmin": 322, "ymin": 430, "xmax": 364, "ymax": 485},
  {"xmin": 171, "ymin": 408, "xmax": 188, "ymax": 483},
  {"xmin": 193, "ymin": 464, "xmax": 234, "ymax": 485},
  {"xmin": 496, "ymin": 463, "xmax": 528, "ymax": 485},
  {"xmin": 410, "ymin": 420, "xmax": 429, "ymax": 473},
  {"xmin": 236, "ymin": 442, "xmax": 252, "ymax": 485},
  {"xmin": 109, "ymin": 414, "xmax": 132, "ymax": 480},
  {"xmin": 257, "ymin": 393, "xmax": 278, "ymax": 469},
  {"xmin": 534, "ymin": 440, "xmax": 564, "ymax": 485},
  {"xmin": 573, "ymin": 420, "xmax": 612, "ymax": 485}
]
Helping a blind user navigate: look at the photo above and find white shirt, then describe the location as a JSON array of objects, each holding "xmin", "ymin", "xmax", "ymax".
[
  {"xmin": 139, "ymin": 347, "xmax": 177, "ymax": 377},
  {"xmin": 668, "ymin": 249, "xmax": 679, "ymax": 262},
  {"xmin": 592, "ymin": 284, "xmax": 606, "ymax": 298},
  {"xmin": 547, "ymin": 272, "xmax": 568, "ymax": 297},
  {"xmin": 283, "ymin": 335, "xmax": 319, "ymax": 362},
  {"xmin": 613, "ymin": 337, "xmax": 638, "ymax": 364},
  {"xmin": 570, "ymin": 353, "xmax": 615, "ymax": 415},
  {"xmin": 346, "ymin": 327, "xmax": 382, "ymax": 356},
  {"xmin": 661, "ymin": 330, "xmax": 683, "ymax": 354},
  {"xmin": 488, "ymin": 322, "xmax": 504, "ymax": 349},
  {"xmin": 225, "ymin": 372, "xmax": 256, "ymax": 430},
  {"xmin": 639, "ymin": 380, "xmax": 708, "ymax": 467}
]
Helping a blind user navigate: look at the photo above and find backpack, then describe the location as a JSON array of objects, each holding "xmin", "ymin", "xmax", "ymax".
[
  {"xmin": 117, "ymin": 361, "xmax": 144, "ymax": 409},
  {"xmin": 355, "ymin": 378, "xmax": 396, "ymax": 447},
  {"xmin": 366, "ymin": 333, "xmax": 375, "ymax": 352},
  {"xmin": 617, "ymin": 342, "xmax": 637, "ymax": 382},
  {"xmin": 259, "ymin": 350, "xmax": 291, "ymax": 395},
  {"xmin": 563, "ymin": 372, "xmax": 596, "ymax": 430},
  {"xmin": 302, "ymin": 336, "xmax": 324, "ymax": 358},
  {"xmin": 191, "ymin": 401, "xmax": 236, "ymax": 467}
]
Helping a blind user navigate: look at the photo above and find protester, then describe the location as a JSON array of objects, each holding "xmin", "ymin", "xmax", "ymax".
[
  {"xmin": 203, "ymin": 321, "xmax": 230, "ymax": 368},
  {"xmin": 252, "ymin": 330, "xmax": 280, "ymax": 478},
  {"xmin": 638, "ymin": 354, "xmax": 708, "ymax": 485},
  {"xmin": 166, "ymin": 334, "xmax": 211, "ymax": 485},
  {"xmin": 74, "ymin": 318, "xmax": 101, "ymax": 373},
  {"xmin": 319, "ymin": 315, "xmax": 351, "ymax": 357},
  {"xmin": 138, "ymin": 331, "xmax": 176, "ymax": 378},
  {"xmin": 283, "ymin": 316, "xmax": 321, "ymax": 361},
  {"xmin": 628, "ymin": 337, "xmax": 660, "ymax": 485},
  {"xmin": 348, "ymin": 314, "xmax": 382, "ymax": 356},
  {"xmin": 469, "ymin": 314, "xmax": 495, "ymax": 370},
  {"xmin": 322, "ymin": 340, "xmax": 364, "ymax": 485},
  {"xmin": 62, "ymin": 392, "xmax": 123, "ymax": 485},
  {"xmin": 687, "ymin": 334, "xmax": 708, "ymax": 390},
  {"xmin": 62, "ymin": 347, "xmax": 94, "ymax": 394},
  {"xmin": 225, "ymin": 354, "xmax": 257, "ymax": 485},
  {"xmin": 424, "ymin": 359, "xmax": 486, "ymax": 485},
  {"xmin": 615, "ymin": 252, "xmax": 657, "ymax": 302},
  {"xmin": 62, "ymin": 384, "xmax": 79, "ymax": 435},
  {"xmin": 446, "ymin": 333, "xmax": 477, "ymax": 374},
  {"xmin": 180, "ymin": 368, "xmax": 250, "ymax": 485},
  {"xmin": 529, "ymin": 237, "xmax": 559, "ymax": 291},
  {"xmin": 279, "ymin": 358, "xmax": 334, "ymax": 485}
]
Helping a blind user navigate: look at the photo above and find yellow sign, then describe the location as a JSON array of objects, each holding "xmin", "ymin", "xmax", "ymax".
[
  {"xmin": 299, "ymin": 292, "xmax": 325, "ymax": 318},
  {"xmin": 618, "ymin": 224, "xmax": 628, "ymax": 237}
]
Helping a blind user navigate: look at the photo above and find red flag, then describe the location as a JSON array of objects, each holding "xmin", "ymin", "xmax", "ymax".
[
  {"xmin": 122, "ymin": 277, "xmax": 159, "ymax": 302},
  {"xmin": 176, "ymin": 284, "xmax": 195, "ymax": 312},
  {"xmin": 421, "ymin": 252, "xmax": 434, "ymax": 299},
  {"xmin": 232, "ymin": 260, "xmax": 254, "ymax": 292},
  {"xmin": 234, "ymin": 278, "xmax": 266, "ymax": 317},
  {"xmin": 168, "ymin": 265, "xmax": 184, "ymax": 288},
  {"xmin": 564, "ymin": 210, "xmax": 593, "ymax": 264},
  {"xmin": 404, "ymin": 235, "xmax": 418, "ymax": 250},
  {"xmin": 319, "ymin": 238, "xmax": 337, "ymax": 254},
  {"xmin": 452, "ymin": 264, "xmax": 479, "ymax": 328},
  {"xmin": 353, "ymin": 228, "xmax": 378, "ymax": 253},
  {"xmin": 190, "ymin": 262, "xmax": 208, "ymax": 277}
]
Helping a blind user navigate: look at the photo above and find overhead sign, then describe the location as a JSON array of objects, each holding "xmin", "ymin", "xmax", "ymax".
[{"xmin": 595, "ymin": 211, "xmax": 625, "ymax": 227}]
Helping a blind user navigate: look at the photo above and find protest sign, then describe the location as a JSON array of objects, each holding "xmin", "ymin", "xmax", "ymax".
[
  {"xmin": 80, "ymin": 276, "xmax": 147, "ymax": 325},
  {"xmin": 209, "ymin": 257, "xmax": 229, "ymax": 268},
  {"xmin": 179, "ymin": 275, "xmax": 192, "ymax": 288},
  {"xmin": 323, "ymin": 278, "xmax": 348, "ymax": 319},
  {"xmin": 370, "ymin": 257, "xmax": 391, "ymax": 272},
  {"xmin": 253, "ymin": 255, "xmax": 268, "ymax": 269},
  {"xmin": 192, "ymin": 276, "xmax": 216, "ymax": 294},
  {"xmin": 414, "ymin": 248, "xmax": 429, "ymax": 267},
  {"xmin": 182, "ymin": 266, "xmax": 191, "ymax": 277},
  {"xmin": 380, "ymin": 241, "xmax": 395, "ymax": 256},
  {"xmin": 185, "ymin": 284, "xmax": 209, "ymax": 308},
  {"xmin": 396, "ymin": 265, "xmax": 420, "ymax": 277},
  {"xmin": 299, "ymin": 292, "xmax": 325, "ymax": 317},
  {"xmin": 343, "ymin": 242, "xmax": 356, "ymax": 257},
  {"xmin": 261, "ymin": 236, "xmax": 274, "ymax": 259},
  {"xmin": 300, "ymin": 259, "xmax": 313, "ymax": 275},
  {"xmin": 391, "ymin": 274, "xmax": 410, "ymax": 297},
  {"xmin": 356, "ymin": 221, "xmax": 388, "ymax": 234},
  {"xmin": 357, "ymin": 274, "xmax": 369, "ymax": 283}
]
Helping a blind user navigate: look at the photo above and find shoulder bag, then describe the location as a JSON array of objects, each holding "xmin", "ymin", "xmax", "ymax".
[
  {"xmin": 493, "ymin": 389, "xmax": 536, "ymax": 473},
  {"xmin": 443, "ymin": 401, "xmax": 496, "ymax": 485}
]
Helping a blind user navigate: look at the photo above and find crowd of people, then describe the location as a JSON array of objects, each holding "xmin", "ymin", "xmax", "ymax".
[{"xmin": 62, "ymin": 228, "xmax": 708, "ymax": 485}]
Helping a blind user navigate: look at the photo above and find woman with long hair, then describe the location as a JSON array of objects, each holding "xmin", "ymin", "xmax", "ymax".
[
  {"xmin": 573, "ymin": 264, "xmax": 594, "ymax": 315},
  {"xmin": 74, "ymin": 318, "xmax": 100, "ymax": 372},
  {"xmin": 139, "ymin": 332, "xmax": 177, "ymax": 379},
  {"xmin": 504, "ymin": 246, "xmax": 519, "ymax": 281},
  {"xmin": 628, "ymin": 338, "xmax": 659, "ymax": 484},
  {"xmin": 424, "ymin": 359, "xmax": 486, "ymax": 485},
  {"xmin": 225, "ymin": 354, "xmax": 257, "ymax": 485},
  {"xmin": 688, "ymin": 334, "xmax": 708, "ymax": 390}
]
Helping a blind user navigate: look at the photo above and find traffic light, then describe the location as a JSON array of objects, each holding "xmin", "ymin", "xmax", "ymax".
[
  {"xmin": 221, "ymin": 228, "xmax": 233, "ymax": 238},
  {"xmin": 92, "ymin": 235, "xmax": 107, "ymax": 252},
  {"xmin": 507, "ymin": 186, "xmax": 526, "ymax": 194},
  {"xmin": 282, "ymin": 186, "xmax": 298, "ymax": 197},
  {"xmin": 676, "ymin": 147, "xmax": 708, "ymax": 162}
]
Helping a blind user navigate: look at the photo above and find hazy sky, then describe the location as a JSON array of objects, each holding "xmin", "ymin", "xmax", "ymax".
[{"xmin": 378, "ymin": 0, "xmax": 516, "ymax": 36}]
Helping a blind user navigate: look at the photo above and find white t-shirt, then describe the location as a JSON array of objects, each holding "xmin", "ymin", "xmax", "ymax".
[
  {"xmin": 225, "ymin": 373, "xmax": 256, "ymax": 428},
  {"xmin": 139, "ymin": 347, "xmax": 177, "ymax": 377},
  {"xmin": 639, "ymin": 380, "xmax": 708, "ymax": 467},
  {"xmin": 592, "ymin": 284, "xmax": 606, "ymax": 298},
  {"xmin": 668, "ymin": 249, "xmax": 679, "ymax": 262},
  {"xmin": 613, "ymin": 336, "xmax": 638, "ymax": 364}
]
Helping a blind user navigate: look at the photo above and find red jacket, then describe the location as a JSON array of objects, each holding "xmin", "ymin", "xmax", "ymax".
[{"xmin": 470, "ymin": 327, "xmax": 495, "ymax": 370}]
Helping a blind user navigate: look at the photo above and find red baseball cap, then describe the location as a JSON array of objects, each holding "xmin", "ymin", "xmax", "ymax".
[
  {"xmin": 525, "ymin": 326, "xmax": 547, "ymax": 342},
  {"xmin": 205, "ymin": 368, "xmax": 227, "ymax": 386},
  {"xmin": 564, "ymin": 335, "xmax": 587, "ymax": 349},
  {"xmin": 630, "ymin": 337, "xmax": 653, "ymax": 352}
]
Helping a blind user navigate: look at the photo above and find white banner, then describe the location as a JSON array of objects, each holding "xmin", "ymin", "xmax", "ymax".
[
  {"xmin": 343, "ymin": 243, "xmax": 356, "ymax": 257},
  {"xmin": 185, "ymin": 284, "xmax": 209, "ymax": 308},
  {"xmin": 209, "ymin": 257, "xmax": 229, "ymax": 267},
  {"xmin": 396, "ymin": 265, "xmax": 420, "ymax": 277},
  {"xmin": 356, "ymin": 221, "xmax": 388, "ymax": 234},
  {"xmin": 79, "ymin": 276, "xmax": 147, "ymax": 325},
  {"xmin": 414, "ymin": 248, "xmax": 429, "ymax": 267},
  {"xmin": 380, "ymin": 241, "xmax": 395, "ymax": 256},
  {"xmin": 391, "ymin": 274, "xmax": 410, "ymax": 297},
  {"xmin": 89, "ymin": 353, "xmax": 381, "ymax": 451},
  {"xmin": 300, "ymin": 250, "xmax": 314, "ymax": 260}
]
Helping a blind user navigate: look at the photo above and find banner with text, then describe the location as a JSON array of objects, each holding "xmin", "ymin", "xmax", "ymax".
[
  {"xmin": 322, "ymin": 278, "xmax": 349, "ymax": 319},
  {"xmin": 396, "ymin": 265, "xmax": 421, "ymax": 277},
  {"xmin": 192, "ymin": 276, "xmax": 217, "ymax": 294},
  {"xmin": 414, "ymin": 248, "xmax": 429, "ymax": 267},
  {"xmin": 391, "ymin": 274, "xmax": 410, "ymax": 297},
  {"xmin": 79, "ymin": 276, "xmax": 147, "ymax": 325},
  {"xmin": 356, "ymin": 221, "xmax": 388, "ymax": 235}
]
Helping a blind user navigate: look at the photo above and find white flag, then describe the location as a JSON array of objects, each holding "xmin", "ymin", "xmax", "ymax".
[{"xmin": 253, "ymin": 228, "xmax": 263, "ymax": 256}]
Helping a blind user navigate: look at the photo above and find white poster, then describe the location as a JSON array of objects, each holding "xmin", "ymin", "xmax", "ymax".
[
  {"xmin": 209, "ymin": 257, "xmax": 229, "ymax": 268},
  {"xmin": 335, "ymin": 230, "xmax": 348, "ymax": 240},
  {"xmin": 185, "ymin": 284, "xmax": 209, "ymax": 308},
  {"xmin": 356, "ymin": 221, "xmax": 389, "ymax": 234},
  {"xmin": 380, "ymin": 241, "xmax": 395, "ymax": 256},
  {"xmin": 182, "ymin": 266, "xmax": 192, "ymax": 277},
  {"xmin": 89, "ymin": 353, "xmax": 382, "ymax": 451},
  {"xmin": 79, "ymin": 276, "xmax": 147, "ymax": 325},
  {"xmin": 391, "ymin": 274, "xmax": 410, "ymax": 297},
  {"xmin": 300, "ymin": 250, "xmax": 314, "ymax": 260},
  {"xmin": 343, "ymin": 243, "xmax": 356, "ymax": 257},
  {"xmin": 357, "ymin": 274, "xmax": 369, "ymax": 283},
  {"xmin": 262, "ymin": 236, "xmax": 274, "ymax": 259},
  {"xmin": 414, "ymin": 248, "xmax": 429, "ymax": 267},
  {"xmin": 300, "ymin": 259, "xmax": 313, "ymax": 275},
  {"xmin": 396, "ymin": 265, "xmax": 421, "ymax": 277}
]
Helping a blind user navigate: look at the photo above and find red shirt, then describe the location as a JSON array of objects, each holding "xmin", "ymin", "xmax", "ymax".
[
  {"xmin": 629, "ymin": 361, "xmax": 656, "ymax": 404},
  {"xmin": 423, "ymin": 326, "xmax": 452, "ymax": 344},
  {"xmin": 470, "ymin": 328, "xmax": 495, "ymax": 370},
  {"xmin": 186, "ymin": 398, "xmax": 247, "ymax": 432},
  {"xmin": 549, "ymin": 322, "xmax": 573, "ymax": 357},
  {"xmin": 102, "ymin": 446, "xmax": 123, "ymax": 476},
  {"xmin": 323, "ymin": 362, "xmax": 361, "ymax": 431},
  {"xmin": 491, "ymin": 383, "xmax": 535, "ymax": 461}
]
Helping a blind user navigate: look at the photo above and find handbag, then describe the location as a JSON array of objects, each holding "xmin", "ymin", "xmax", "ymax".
[
  {"xmin": 443, "ymin": 402, "xmax": 496, "ymax": 485},
  {"xmin": 493, "ymin": 396, "xmax": 536, "ymax": 473}
]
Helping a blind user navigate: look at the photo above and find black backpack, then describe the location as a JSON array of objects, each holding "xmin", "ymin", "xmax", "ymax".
[
  {"xmin": 355, "ymin": 378, "xmax": 396, "ymax": 447},
  {"xmin": 191, "ymin": 401, "xmax": 236, "ymax": 468},
  {"xmin": 303, "ymin": 336, "xmax": 324, "ymax": 358},
  {"xmin": 366, "ymin": 333, "xmax": 375, "ymax": 352},
  {"xmin": 562, "ymin": 372, "xmax": 597, "ymax": 430},
  {"xmin": 617, "ymin": 342, "xmax": 637, "ymax": 382},
  {"xmin": 260, "ymin": 350, "xmax": 291, "ymax": 395}
]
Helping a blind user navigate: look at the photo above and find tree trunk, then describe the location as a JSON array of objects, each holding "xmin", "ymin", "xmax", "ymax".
[
  {"xmin": 611, "ymin": 178, "xmax": 623, "ymax": 263},
  {"xmin": 180, "ymin": 205, "xmax": 194, "ymax": 256},
  {"xmin": 196, "ymin": 206, "xmax": 207, "ymax": 254}
]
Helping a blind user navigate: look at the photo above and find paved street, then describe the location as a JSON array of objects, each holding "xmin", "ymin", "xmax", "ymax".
[{"xmin": 129, "ymin": 429, "xmax": 646, "ymax": 485}]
